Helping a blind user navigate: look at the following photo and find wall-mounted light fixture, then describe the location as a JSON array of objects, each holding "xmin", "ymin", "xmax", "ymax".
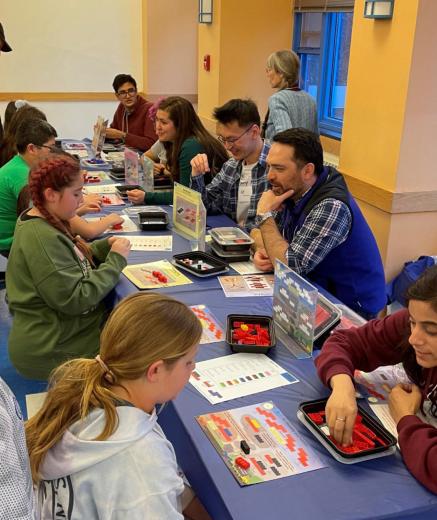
[
  {"xmin": 364, "ymin": 0, "xmax": 394, "ymax": 19},
  {"xmin": 198, "ymin": 0, "xmax": 213, "ymax": 24}
]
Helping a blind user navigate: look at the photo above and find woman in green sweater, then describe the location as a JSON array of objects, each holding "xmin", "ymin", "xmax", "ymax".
[
  {"xmin": 6, "ymin": 155, "xmax": 131, "ymax": 380},
  {"xmin": 127, "ymin": 96, "xmax": 228, "ymax": 206}
]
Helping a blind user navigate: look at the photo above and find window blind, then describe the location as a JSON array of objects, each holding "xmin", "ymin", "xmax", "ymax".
[{"xmin": 295, "ymin": 0, "xmax": 354, "ymax": 11}]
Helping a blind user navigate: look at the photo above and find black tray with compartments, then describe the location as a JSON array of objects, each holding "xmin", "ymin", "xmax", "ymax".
[{"xmin": 173, "ymin": 251, "xmax": 229, "ymax": 277}]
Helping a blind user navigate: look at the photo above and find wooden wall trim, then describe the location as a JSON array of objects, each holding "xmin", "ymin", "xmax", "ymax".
[
  {"xmin": 0, "ymin": 92, "xmax": 116, "ymax": 101},
  {"xmin": 342, "ymin": 173, "xmax": 437, "ymax": 214},
  {"xmin": 0, "ymin": 92, "xmax": 198, "ymax": 103}
]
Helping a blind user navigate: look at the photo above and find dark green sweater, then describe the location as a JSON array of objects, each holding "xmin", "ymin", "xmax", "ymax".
[
  {"xmin": 145, "ymin": 137, "xmax": 204, "ymax": 205},
  {"xmin": 6, "ymin": 216, "xmax": 127, "ymax": 380}
]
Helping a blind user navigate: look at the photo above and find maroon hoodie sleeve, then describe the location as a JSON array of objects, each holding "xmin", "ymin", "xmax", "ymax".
[
  {"xmin": 315, "ymin": 309, "xmax": 410, "ymax": 387},
  {"xmin": 397, "ymin": 415, "xmax": 437, "ymax": 494},
  {"xmin": 110, "ymin": 103, "xmax": 123, "ymax": 129},
  {"xmin": 124, "ymin": 101, "xmax": 157, "ymax": 151}
]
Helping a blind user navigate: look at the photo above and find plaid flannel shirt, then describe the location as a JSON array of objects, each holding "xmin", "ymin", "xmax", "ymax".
[
  {"xmin": 191, "ymin": 141, "xmax": 270, "ymax": 231},
  {"xmin": 282, "ymin": 198, "xmax": 352, "ymax": 274}
]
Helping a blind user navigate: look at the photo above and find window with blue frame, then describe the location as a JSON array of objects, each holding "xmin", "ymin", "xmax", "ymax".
[{"xmin": 293, "ymin": 10, "xmax": 353, "ymax": 139}]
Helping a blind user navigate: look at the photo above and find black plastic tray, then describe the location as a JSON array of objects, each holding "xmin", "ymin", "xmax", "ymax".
[
  {"xmin": 138, "ymin": 211, "xmax": 169, "ymax": 231},
  {"xmin": 173, "ymin": 251, "xmax": 229, "ymax": 278},
  {"xmin": 210, "ymin": 242, "xmax": 250, "ymax": 262},
  {"xmin": 116, "ymin": 184, "xmax": 142, "ymax": 198},
  {"xmin": 313, "ymin": 294, "xmax": 342, "ymax": 347},
  {"xmin": 299, "ymin": 398, "xmax": 397, "ymax": 460},
  {"xmin": 226, "ymin": 314, "xmax": 276, "ymax": 353}
]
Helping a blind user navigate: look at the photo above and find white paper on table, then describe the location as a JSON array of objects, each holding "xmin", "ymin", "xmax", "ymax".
[
  {"xmin": 354, "ymin": 363, "xmax": 412, "ymax": 404},
  {"xmin": 83, "ymin": 183, "xmax": 120, "ymax": 194},
  {"xmin": 230, "ymin": 261, "xmax": 265, "ymax": 275},
  {"xmin": 218, "ymin": 274, "xmax": 275, "ymax": 298},
  {"xmin": 189, "ymin": 353, "xmax": 299, "ymax": 404},
  {"xmin": 368, "ymin": 403, "xmax": 399, "ymax": 444},
  {"xmin": 67, "ymin": 149, "xmax": 88, "ymax": 158},
  {"xmin": 85, "ymin": 215, "xmax": 137, "ymax": 233},
  {"xmin": 113, "ymin": 235, "xmax": 172, "ymax": 251},
  {"xmin": 64, "ymin": 142, "xmax": 87, "ymax": 150}
]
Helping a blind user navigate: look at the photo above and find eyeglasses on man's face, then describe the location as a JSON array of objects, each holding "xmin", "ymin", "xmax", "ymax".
[
  {"xmin": 117, "ymin": 87, "xmax": 137, "ymax": 98},
  {"xmin": 37, "ymin": 144, "xmax": 59, "ymax": 153},
  {"xmin": 217, "ymin": 124, "xmax": 254, "ymax": 146}
]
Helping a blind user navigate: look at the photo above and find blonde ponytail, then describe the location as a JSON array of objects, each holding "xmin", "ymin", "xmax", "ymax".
[{"xmin": 25, "ymin": 292, "xmax": 202, "ymax": 483}]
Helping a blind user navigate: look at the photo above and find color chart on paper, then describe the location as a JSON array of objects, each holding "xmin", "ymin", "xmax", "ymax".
[
  {"xmin": 189, "ymin": 353, "xmax": 298, "ymax": 404},
  {"xmin": 197, "ymin": 401, "xmax": 326, "ymax": 486},
  {"xmin": 190, "ymin": 305, "xmax": 224, "ymax": 344}
]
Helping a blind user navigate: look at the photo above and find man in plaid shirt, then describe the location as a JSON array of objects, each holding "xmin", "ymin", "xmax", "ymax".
[
  {"xmin": 190, "ymin": 99, "xmax": 270, "ymax": 231},
  {"xmin": 252, "ymin": 128, "xmax": 386, "ymax": 318}
]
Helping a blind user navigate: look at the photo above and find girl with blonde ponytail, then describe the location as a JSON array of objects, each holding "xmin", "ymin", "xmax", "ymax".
[
  {"xmin": 5, "ymin": 155, "xmax": 131, "ymax": 380},
  {"xmin": 26, "ymin": 292, "xmax": 211, "ymax": 520}
]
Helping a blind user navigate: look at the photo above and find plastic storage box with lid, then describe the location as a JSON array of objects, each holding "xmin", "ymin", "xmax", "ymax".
[
  {"xmin": 210, "ymin": 227, "xmax": 254, "ymax": 251},
  {"xmin": 210, "ymin": 241, "xmax": 251, "ymax": 262}
]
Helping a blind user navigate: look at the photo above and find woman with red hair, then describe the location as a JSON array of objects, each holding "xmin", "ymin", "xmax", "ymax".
[{"xmin": 6, "ymin": 155, "xmax": 131, "ymax": 380}]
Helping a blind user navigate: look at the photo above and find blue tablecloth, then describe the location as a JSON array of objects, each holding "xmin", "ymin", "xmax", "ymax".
[{"xmin": 91, "ymin": 201, "xmax": 437, "ymax": 517}]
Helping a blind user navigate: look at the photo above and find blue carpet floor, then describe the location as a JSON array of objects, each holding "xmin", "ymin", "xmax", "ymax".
[{"xmin": 0, "ymin": 289, "xmax": 47, "ymax": 418}]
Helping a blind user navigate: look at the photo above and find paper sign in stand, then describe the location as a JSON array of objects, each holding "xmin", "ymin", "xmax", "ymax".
[
  {"xmin": 91, "ymin": 116, "xmax": 108, "ymax": 156},
  {"xmin": 172, "ymin": 182, "xmax": 206, "ymax": 251},
  {"xmin": 124, "ymin": 148, "xmax": 140, "ymax": 185},
  {"xmin": 272, "ymin": 260, "xmax": 318, "ymax": 359}
]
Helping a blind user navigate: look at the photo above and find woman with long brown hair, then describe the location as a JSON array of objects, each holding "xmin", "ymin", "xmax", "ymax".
[
  {"xmin": 6, "ymin": 155, "xmax": 131, "ymax": 380},
  {"xmin": 127, "ymin": 96, "xmax": 228, "ymax": 205},
  {"xmin": 26, "ymin": 292, "xmax": 211, "ymax": 520},
  {"xmin": 316, "ymin": 265, "xmax": 437, "ymax": 494}
]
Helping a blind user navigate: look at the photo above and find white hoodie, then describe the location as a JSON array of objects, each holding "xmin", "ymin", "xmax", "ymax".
[{"xmin": 38, "ymin": 405, "xmax": 185, "ymax": 519}]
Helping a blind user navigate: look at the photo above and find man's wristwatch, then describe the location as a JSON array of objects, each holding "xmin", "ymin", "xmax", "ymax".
[{"xmin": 255, "ymin": 211, "xmax": 274, "ymax": 228}]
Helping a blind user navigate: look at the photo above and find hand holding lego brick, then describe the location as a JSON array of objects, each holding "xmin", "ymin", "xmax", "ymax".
[
  {"xmin": 326, "ymin": 374, "xmax": 357, "ymax": 446},
  {"xmin": 384, "ymin": 383, "xmax": 421, "ymax": 424}
]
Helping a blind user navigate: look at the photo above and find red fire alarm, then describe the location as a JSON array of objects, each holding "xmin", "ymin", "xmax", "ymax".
[{"xmin": 203, "ymin": 54, "xmax": 211, "ymax": 72}]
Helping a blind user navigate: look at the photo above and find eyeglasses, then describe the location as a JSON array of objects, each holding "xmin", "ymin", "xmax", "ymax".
[
  {"xmin": 217, "ymin": 124, "xmax": 254, "ymax": 146},
  {"xmin": 117, "ymin": 87, "xmax": 137, "ymax": 98},
  {"xmin": 38, "ymin": 144, "xmax": 58, "ymax": 152}
]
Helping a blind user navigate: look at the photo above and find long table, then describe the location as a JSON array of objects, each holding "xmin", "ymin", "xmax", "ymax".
[{"xmin": 106, "ymin": 206, "xmax": 437, "ymax": 520}]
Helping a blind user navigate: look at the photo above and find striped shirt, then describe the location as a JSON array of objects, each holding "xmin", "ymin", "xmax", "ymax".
[
  {"xmin": 191, "ymin": 141, "xmax": 271, "ymax": 231},
  {"xmin": 264, "ymin": 89, "xmax": 318, "ymax": 141}
]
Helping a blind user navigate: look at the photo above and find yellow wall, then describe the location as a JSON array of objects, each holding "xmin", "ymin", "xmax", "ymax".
[
  {"xmin": 197, "ymin": 0, "xmax": 222, "ymax": 127},
  {"xmin": 340, "ymin": 0, "xmax": 419, "ymax": 191},
  {"xmin": 198, "ymin": 0, "xmax": 293, "ymax": 130},
  {"xmin": 142, "ymin": 0, "xmax": 198, "ymax": 98}
]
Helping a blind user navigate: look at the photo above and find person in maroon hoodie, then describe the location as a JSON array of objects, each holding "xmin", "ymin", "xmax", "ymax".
[
  {"xmin": 316, "ymin": 264, "xmax": 437, "ymax": 494},
  {"xmin": 106, "ymin": 74, "xmax": 157, "ymax": 151}
]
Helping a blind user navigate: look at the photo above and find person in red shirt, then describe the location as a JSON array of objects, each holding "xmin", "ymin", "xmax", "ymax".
[
  {"xmin": 316, "ymin": 265, "xmax": 437, "ymax": 494},
  {"xmin": 106, "ymin": 74, "xmax": 157, "ymax": 151}
]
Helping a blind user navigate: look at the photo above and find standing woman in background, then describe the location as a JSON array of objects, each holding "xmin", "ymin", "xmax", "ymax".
[
  {"xmin": 127, "ymin": 96, "xmax": 228, "ymax": 206},
  {"xmin": 262, "ymin": 50, "xmax": 318, "ymax": 141}
]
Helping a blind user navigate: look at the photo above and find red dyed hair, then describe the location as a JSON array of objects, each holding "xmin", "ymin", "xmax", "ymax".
[{"xmin": 29, "ymin": 156, "xmax": 94, "ymax": 263}]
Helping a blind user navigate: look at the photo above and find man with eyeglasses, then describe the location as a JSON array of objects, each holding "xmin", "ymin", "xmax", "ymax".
[
  {"xmin": 190, "ymin": 99, "xmax": 270, "ymax": 231},
  {"xmin": 0, "ymin": 119, "xmax": 56, "ymax": 256},
  {"xmin": 105, "ymin": 74, "xmax": 157, "ymax": 151}
]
